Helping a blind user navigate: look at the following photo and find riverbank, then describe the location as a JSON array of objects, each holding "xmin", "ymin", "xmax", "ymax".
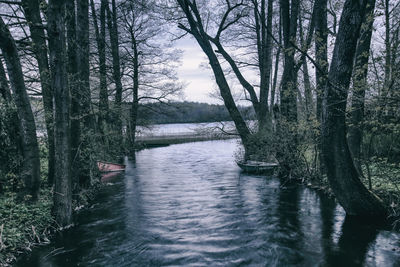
[
  {"xmin": 0, "ymin": 181, "xmax": 104, "ymax": 266},
  {"xmin": 299, "ymin": 162, "xmax": 400, "ymax": 228},
  {"xmin": 14, "ymin": 140, "xmax": 400, "ymax": 266}
]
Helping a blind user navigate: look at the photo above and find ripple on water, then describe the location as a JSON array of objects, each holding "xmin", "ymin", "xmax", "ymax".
[{"xmin": 15, "ymin": 139, "xmax": 400, "ymax": 267}]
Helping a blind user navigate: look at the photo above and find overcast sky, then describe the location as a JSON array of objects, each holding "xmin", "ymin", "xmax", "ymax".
[{"xmin": 174, "ymin": 37, "xmax": 220, "ymax": 104}]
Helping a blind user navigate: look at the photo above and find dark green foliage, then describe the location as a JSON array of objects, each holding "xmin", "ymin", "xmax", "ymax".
[
  {"xmin": 0, "ymin": 100, "xmax": 22, "ymax": 193},
  {"xmin": 0, "ymin": 188, "xmax": 54, "ymax": 265},
  {"xmin": 135, "ymin": 101, "xmax": 254, "ymax": 125}
]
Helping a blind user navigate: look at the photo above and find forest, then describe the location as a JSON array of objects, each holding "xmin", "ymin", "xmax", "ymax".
[
  {"xmin": 0, "ymin": 0, "xmax": 399, "ymax": 265},
  {"xmin": 137, "ymin": 101, "xmax": 254, "ymax": 124}
]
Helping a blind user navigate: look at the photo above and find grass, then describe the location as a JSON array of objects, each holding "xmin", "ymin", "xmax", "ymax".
[{"xmin": 0, "ymin": 188, "xmax": 54, "ymax": 266}]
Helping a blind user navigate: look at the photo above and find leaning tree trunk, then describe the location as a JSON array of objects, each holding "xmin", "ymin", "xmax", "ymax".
[
  {"xmin": 22, "ymin": 0, "xmax": 55, "ymax": 185},
  {"xmin": 48, "ymin": 0, "xmax": 72, "ymax": 226},
  {"xmin": 0, "ymin": 16, "xmax": 40, "ymax": 199},
  {"xmin": 348, "ymin": 0, "xmax": 376, "ymax": 174},
  {"xmin": 176, "ymin": 0, "xmax": 251, "ymax": 151},
  {"xmin": 322, "ymin": 0, "xmax": 386, "ymax": 217}
]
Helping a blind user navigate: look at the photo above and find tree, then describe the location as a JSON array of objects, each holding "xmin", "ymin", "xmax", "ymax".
[
  {"xmin": 314, "ymin": 0, "xmax": 328, "ymax": 172},
  {"xmin": 48, "ymin": 0, "xmax": 72, "ymax": 226},
  {"xmin": 119, "ymin": 0, "xmax": 183, "ymax": 151},
  {"xmin": 0, "ymin": 16, "xmax": 40, "ymax": 199},
  {"xmin": 174, "ymin": 0, "xmax": 252, "ymax": 151},
  {"xmin": 77, "ymin": 0, "xmax": 92, "ymax": 187},
  {"xmin": 279, "ymin": 0, "xmax": 299, "ymax": 123},
  {"xmin": 66, "ymin": 0, "xmax": 81, "ymax": 192},
  {"xmin": 90, "ymin": 0, "xmax": 109, "ymax": 129},
  {"xmin": 106, "ymin": 0, "xmax": 124, "ymax": 151},
  {"xmin": 21, "ymin": 0, "xmax": 55, "ymax": 185},
  {"xmin": 321, "ymin": 0, "xmax": 386, "ymax": 217},
  {"xmin": 347, "ymin": 0, "xmax": 376, "ymax": 174}
]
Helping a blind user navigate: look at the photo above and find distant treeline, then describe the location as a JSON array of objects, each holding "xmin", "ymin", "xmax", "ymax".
[{"xmin": 134, "ymin": 102, "xmax": 255, "ymax": 124}]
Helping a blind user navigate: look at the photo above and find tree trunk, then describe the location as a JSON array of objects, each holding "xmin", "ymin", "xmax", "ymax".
[
  {"xmin": 348, "ymin": 0, "xmax": 376, "ymax": 174},
  {"xmin": 128, "ymin": 20, "xmax": 139, "ymax": 151},
  {"xmin": 270, "ymin": 17, "xmax": 282, "ymax": 110},
  {"xmin": 21, "ymin": 0, "xmax": 55, "ymax": 185},
  {"xmin": 66, "ymin": 0, "xmax": 81, "ymax": 193},
  {"xmin": 176, "ymin": 0, "xmax": 251, "ymax": 150},
  {"xmin": 257, "ymin": 0, "xmax": 274, "ymax": 130},
  {"xmin": 314, "ymin": 0, "xmax": 328, "ymax": 172},
  {"xmin": 0, "ymin": 16, "xmax": 41, "ymax": 199},
  {"xmin": 322, "ymin": 0, "xmax": 386, "ymax": 217},
  {"xmin": 77, "ymin": 0, "xmax": 92, "ymax": 187},
  {"xmin": 0, "ymin": 57, "xmax": 11, "ymax": 101},
  {"xmin": 48, "ymin": 0, "xmax": 72, "ymax": 226},
  {"xmin": 279, "ymin": 0, "xmax": 299, "ymax": 123},
  {"xmin": 90, "ymin": 0, "xmax": 109, "ymax": 129},
  {"xmin": 77, "ymin": 0, "xmax": 92, "ymax": 130},
  {"xmin": 106, "ymin": 0, "xmax": 123, "ymax": 151}
]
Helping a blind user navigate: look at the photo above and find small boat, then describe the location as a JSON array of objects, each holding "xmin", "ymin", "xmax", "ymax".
[
  {"xmin": 97, "ymin": 161, "xmax": 126, "ymax": 173},
  {"xmin": 236, "ymin": 160, "xmax": 278, "ymax": 174}
]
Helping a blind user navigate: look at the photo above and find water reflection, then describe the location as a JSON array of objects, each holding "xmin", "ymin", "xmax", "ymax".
[{"xmin": 16, "ymin": 140, "xmax": 400, "ymax": 266}]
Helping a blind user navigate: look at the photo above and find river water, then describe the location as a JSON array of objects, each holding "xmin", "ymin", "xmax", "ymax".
[{"xmin": 16, "ymin": 139, "xmax": 400, "ymax": 266}]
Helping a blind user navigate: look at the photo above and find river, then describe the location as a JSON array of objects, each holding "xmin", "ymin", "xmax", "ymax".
[{"xmin": 16, "ymin": 139, "xmax": 400, "ymax": 266}]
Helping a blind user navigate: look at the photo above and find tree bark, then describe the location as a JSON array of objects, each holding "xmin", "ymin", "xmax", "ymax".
[
  {"xmin": 279, "ymin": 0, "xmax": 299, "ymax": 123},
  {"xmin": 106, "ymin": 0, "xmax": 123, "ymax": 150},
  {"xmin": 66, "ymin": 0, "xmax": 81, "ymax": 192},
  {"xmin": 77, "ymin": 0, "xmax": 92, "ymax": 129},
  {"xmin": 0, "ymin": 16, "xmax": 41, "ymax": 199},
  {"xmin": 315, "ymin": 0, "xmax": 328, "ymax": 122},
  {"xmin": 270, "ymin": 16, "xmax": 282, "ymax": 110},
  {"xmin": 348, "ymin": 0, "xmax": 376, "ymax": 174},
  {"xmin": 90, "ymin": 0, "xmax": 109, "ymax": 129},
  {"xmin": 48, "ymin": 0, "xmax": 72, "ymax": 226},
  {"xmin": 77, "ymin": 0, "xmax": 92, "ymax": 187},
  {"xmin": 314, "ymin": 0, "xmax": 328, "ymax": 172},
  {"xmin": 21, "ymin": 0, "xmax": 55, "ymax": 185},
  {"xmin": 256, "ymin": 0, "xmax": 273, "ymax": 130},
  {"xmin": 322, "ymin": 0, "xmax": 386, "ymax": 217}
]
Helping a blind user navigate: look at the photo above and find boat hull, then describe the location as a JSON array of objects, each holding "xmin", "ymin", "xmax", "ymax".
[
  {"xmin": 97, "ymin": 161, "xmax": 126, "ymax": 173},
  {"xmin": 236, "ymin": 161, "xmax": 278, "ymax": 174}
]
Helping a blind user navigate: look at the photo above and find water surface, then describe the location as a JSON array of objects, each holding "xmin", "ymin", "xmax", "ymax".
[{"xmin": 16, "ymin": 140, "xmax": 400, "ymax": 266}]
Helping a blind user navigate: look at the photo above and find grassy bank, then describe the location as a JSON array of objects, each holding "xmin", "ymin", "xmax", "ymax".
[
  {"xmin": 0, "ymin": 182, "xmax": 104, "ymax": 266},
  {"xmin": 0, "ymin": 189, "xmax": 53, "ymax": 266}
]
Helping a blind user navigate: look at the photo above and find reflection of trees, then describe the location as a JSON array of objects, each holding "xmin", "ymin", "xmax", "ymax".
[
  {"xmin": 276, "ymin": 181, "xmax": 303, "ymax": 264},
  {"xmin": 319, "ymin": 194, "xmax": 337, "ymax": 265},
  {"xmin": 325, "ymin": 216, "xmax": 379, "ymax": 266}
]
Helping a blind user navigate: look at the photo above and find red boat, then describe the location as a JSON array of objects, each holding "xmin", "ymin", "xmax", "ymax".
[{"xmin": 97, "ymin": 161, "xmax": 126, "ymax": 173}]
